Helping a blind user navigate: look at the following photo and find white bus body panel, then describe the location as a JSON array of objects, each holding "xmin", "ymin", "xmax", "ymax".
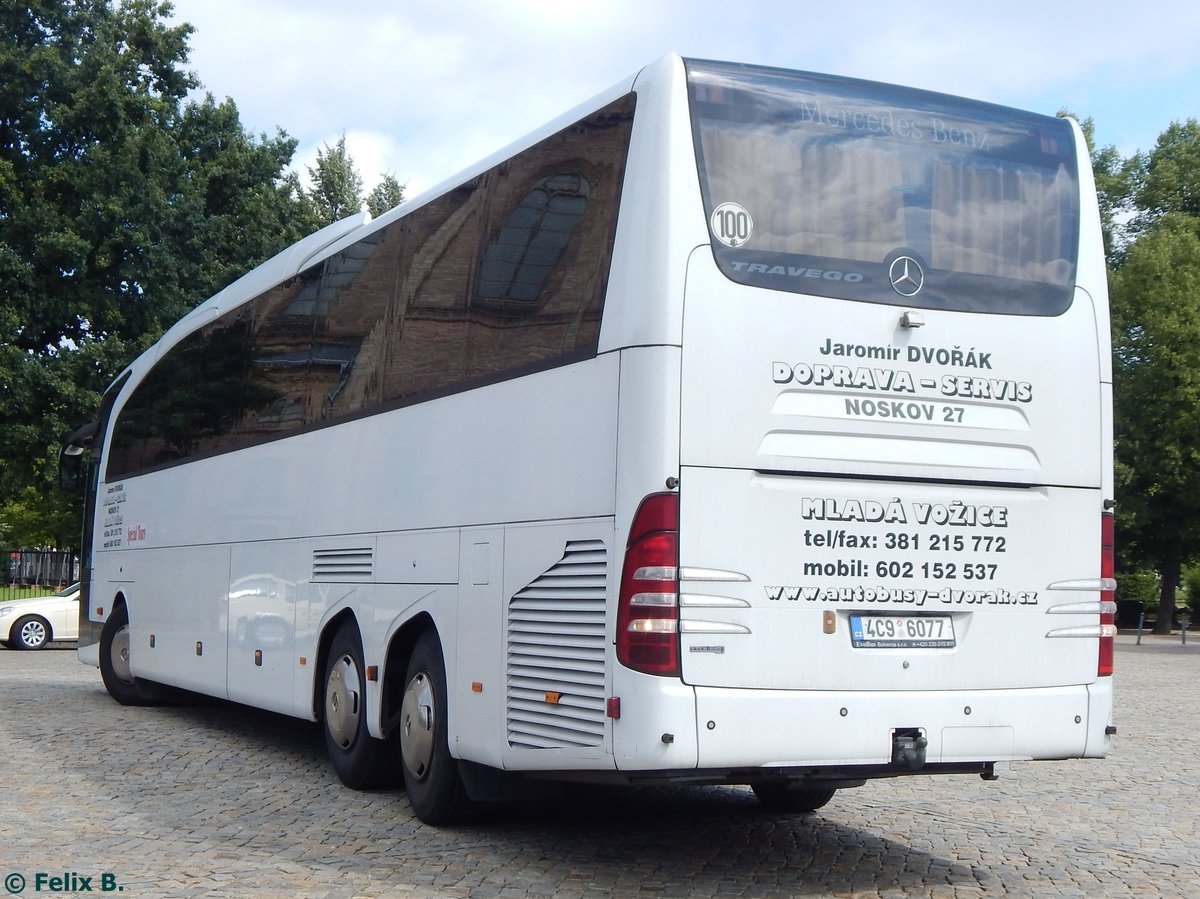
[
  {"xmin": 680, "ymin": 250, "xmax": 1104, "ymax": 488},
  {"xmin": 99, "ymin": 353, "xmax": 621, "ymax": 727},
  {"xmin": 599, "ymin": 55, "xmax": 706, "ymax": 353},
  {"xmin": 669, "ymin": 202, "xmax": 1110, "ymax": 761},
  {"xmin": 677, "ymin": 471, "xmax": 1099, "ymax": 692}
]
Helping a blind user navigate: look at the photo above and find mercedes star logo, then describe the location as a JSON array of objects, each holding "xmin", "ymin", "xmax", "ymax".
[{"xmin": 888, "ymin": 256, "xmax": 924, "ymax": 297}]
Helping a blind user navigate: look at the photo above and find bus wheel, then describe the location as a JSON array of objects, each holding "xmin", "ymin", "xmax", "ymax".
[
  {"xmin": 751, "ymin": 783, "xmax": 836, "ymax": 813},
  {"xmin": 99, "ymin": 605, "xmax": 151, "ymax": 705},
  {"xmin": 399, "ymin": 631, "xmax": 471, "ymax": 824},
  {"xmin": 323, "ymin": 620, "xmax": 389, "ymax": 789}
]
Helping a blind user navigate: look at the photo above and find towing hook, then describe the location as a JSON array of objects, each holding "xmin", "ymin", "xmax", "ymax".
[{"xmin": 892, "ymin": 730, "xmax": 928, "ymax": 770}]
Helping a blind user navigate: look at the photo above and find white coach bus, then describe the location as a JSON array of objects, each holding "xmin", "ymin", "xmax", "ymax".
[{"xmin": 63, "ymin": 55, "xmax": 1115, "ymax": 824}]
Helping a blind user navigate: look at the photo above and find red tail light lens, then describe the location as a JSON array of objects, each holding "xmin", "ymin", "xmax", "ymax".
[
  {"xmin": 1099, "ymin": 510, "xmax": 1115, "ymax": 677},
  {"xmin": 616, "ymin": 493, "xmax": 680, "ymax": 677}
]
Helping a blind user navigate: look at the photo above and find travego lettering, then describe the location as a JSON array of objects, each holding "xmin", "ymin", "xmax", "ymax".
[{"xmin": 728, "ymin": 261, "xmax": 864, "ymax": 282}]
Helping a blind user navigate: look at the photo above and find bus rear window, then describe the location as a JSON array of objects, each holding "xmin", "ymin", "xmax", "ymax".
[{"xmin": 686, "ymin": 59, "xmax": 1080, "ymax": 315}]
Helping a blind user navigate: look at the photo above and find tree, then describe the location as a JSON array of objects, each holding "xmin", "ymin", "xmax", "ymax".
[
  {"xmin": 367, "ymin": 173, "xmax": 406, "ymax": 218},
  {"xmin": 306, "ymin": 134, "xmax": 363, "ymax": 225},
  {"xmin": 1134, "ymin": 119, "xmax": 1200, "ymax": 225},
  {"xmin": 1106, "ymin": 119, "xmax": 1200, "ymax": 633},
  {"xmin": 1111, "ymin": 213, "xmax": 1200, "ymax": 632},
  {"xmin": 170, "ymin": 94, "xmax": 318, "ymax": 298},
  {"xmin": 0, "ymin": 0, "xmax": 312, "ymax": 547},
  {"xmin": 1, "ymin": 0, "xmax": 197, "ymax": 354}
]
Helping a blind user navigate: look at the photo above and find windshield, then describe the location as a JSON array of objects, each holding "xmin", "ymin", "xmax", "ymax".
[{"xmin": 686, "ymin": 60, "xmax": 1080, "ymax": 315}]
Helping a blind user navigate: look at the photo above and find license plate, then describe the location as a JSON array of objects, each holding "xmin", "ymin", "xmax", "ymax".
[{"xmin": 850, "ymin": 614, "xmax": 956, "ymax": 648}]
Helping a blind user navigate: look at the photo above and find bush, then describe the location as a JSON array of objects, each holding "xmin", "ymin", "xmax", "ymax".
[
  {"xmin": 1183, "ymin": 564, "xmax": 1200, "ymax": 621},
  {"xmin": 1116, "ymin": 569, "xmax": 1159, "ymax": 606}
]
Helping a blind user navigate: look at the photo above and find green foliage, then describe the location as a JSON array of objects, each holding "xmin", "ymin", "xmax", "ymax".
[
  {"xmin": 1115, "ymin": 569, "xmax": 1159, "ymax": 608},
  {"xmin": 1134, "ymin": 119, "xmax": 1200, "ymax": 225},
  {"xmin": 302, "ymin": 137, "xmax": 404, "ymax": 223},
  {"xmin": 1, "ymin": 0, "xmax": 198, "ymax": 352},
  {"xmin": 1110, "ymin": 120, "xmax": 1200, "ymax": 631},
  {"xmin": 306, "ymin": 134, "xmax": 363, "ymax": 225},
  {"xmin": 0, "ymin": 0, "xmax": 313, "ymax": 547},
  {"xmin": 0, "ymin": 334, "xmax": 136, "ymax": 545},
  {"xmin": 1112, "ymin": 215, "xmax": 1200, "ymax": 511},
  {"xmin": 170, "ymin": 95, "xmax": 319, "ymax": 294},
  {"xmin": 1182, "ymin": 564, "xmax": 1200, "ymax": 619},
  {"xmin": 0, "ymin": 1, "xmax": 408, "ymax": 548},
  {"xmin": 367, "ymin": 173, "xmax": 406, "ymax": 218}
]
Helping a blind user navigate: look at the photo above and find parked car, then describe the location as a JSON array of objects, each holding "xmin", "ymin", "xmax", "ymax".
[{"xmin": 0, "ymin": 583, "xmax": 80, "ymax": 650}]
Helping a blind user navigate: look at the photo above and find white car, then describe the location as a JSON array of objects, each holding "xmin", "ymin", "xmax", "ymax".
[{"xmin": 0, "ymin": 583, "xmax": 80, "ymax": 650}]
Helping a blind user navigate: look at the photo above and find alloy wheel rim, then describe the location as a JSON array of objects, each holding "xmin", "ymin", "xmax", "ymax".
[{"xmin": 21, "ymin": 620, "xmax": 46, "ymax": 648}]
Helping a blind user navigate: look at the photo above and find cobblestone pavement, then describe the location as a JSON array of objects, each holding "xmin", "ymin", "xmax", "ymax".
[{"xmin": 1, "ymin": 635, "xmax": 1197, "ymax": 898}]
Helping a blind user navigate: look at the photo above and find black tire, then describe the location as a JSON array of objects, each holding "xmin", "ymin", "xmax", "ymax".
[
  {"xmin": 399, "ymin": 631, "xmax": 471, "ymax": 824},
  {"xmin": 322, "ymin": 620, "xmax": 391, "ymax": 789},
  {"xmin": 751, "ymin": 783, "xmax": 836, "ymax": 813},
  {"xmin": 98, "ymin": 605, "xmax": 162, "ymax": 705},
  {"xmin": 11, "ymin": 615, "xmax": 50, "ymax": 650}
]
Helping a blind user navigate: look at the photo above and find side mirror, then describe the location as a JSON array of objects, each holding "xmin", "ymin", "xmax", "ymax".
[
  {"xmin": 59, "ymin": 445, "xmax": 85, "ymax": 492},
  {"xmin": 59, "ymin": 422, "xmax": 99, "ymax": 493}
]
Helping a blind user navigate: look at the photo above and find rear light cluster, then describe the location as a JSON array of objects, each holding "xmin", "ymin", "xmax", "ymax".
[
  {"xmin": 1099, "ymin": 510, "xmax": 1116, "ymax": 677},
  {"xmin": 616, "ymin": 493, "xmax": 680, "ymax": 677}
]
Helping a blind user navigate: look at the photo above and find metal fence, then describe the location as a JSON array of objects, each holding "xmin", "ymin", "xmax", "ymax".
[{"xmin": 2, "ymin": 549, "xmax": 79, "ymax": 600}]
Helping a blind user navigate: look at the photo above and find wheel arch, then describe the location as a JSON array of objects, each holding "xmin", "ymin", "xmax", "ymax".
[
  {"xmin": 380, "ymin": 611, "xmax": 437, "ymax": 738},
  {"xmin": 97, "ymin": 594, "xmax": 172, "ymax": 705},
  {"xmin": 105, "ymin": 590, "xmax": 130, "ymax": 645},
  {"xmin": 310, "ymin": 607, "xmax": 360, "ymax": 722}
]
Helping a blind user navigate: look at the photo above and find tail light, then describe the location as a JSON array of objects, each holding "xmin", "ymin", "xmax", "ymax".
[
  {"xmin": 616, "ymin": 493, "xmax": 679, "ymax": 677},
  {"xmin": 1099, "ymin": 510, "xmax": 1116, "ymax": 677}
]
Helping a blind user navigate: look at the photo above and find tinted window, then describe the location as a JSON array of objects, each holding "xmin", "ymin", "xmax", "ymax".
[
  {"xmin": 686, "ymin": 60, "xmax": 1079, "ymax": 315},
  {"xmin": 106, "ymin": 94, "xmax": 635, "ymax": 479},
  {"xmin": 476, "ymin": 173, "xmax": 592, "ymax": 311}
]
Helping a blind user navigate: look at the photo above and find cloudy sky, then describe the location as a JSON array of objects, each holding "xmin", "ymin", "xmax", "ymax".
[{"xmin": 166, "ymin": 0, "xmax": 1200, "ymax": 201}]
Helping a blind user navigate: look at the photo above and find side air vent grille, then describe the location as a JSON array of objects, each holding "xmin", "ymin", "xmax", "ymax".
[
  {"xmin": 312, "ymin": 547, "xmax": 373, "ymax": 581},
  {"xmin": 507, "ymin": 539, "xmax": 608, "ymax": 749}
]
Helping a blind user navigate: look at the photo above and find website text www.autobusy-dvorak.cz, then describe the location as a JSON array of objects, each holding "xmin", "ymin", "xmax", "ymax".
[{"xmin": 764, "ymin": 584, "xmax": 1039, "ymax": 607}]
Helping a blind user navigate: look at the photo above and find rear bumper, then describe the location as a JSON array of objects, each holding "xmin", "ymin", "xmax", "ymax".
[{"xmin": 690, "ymin": 680, "xmax": 1113, "ymax": 768}]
